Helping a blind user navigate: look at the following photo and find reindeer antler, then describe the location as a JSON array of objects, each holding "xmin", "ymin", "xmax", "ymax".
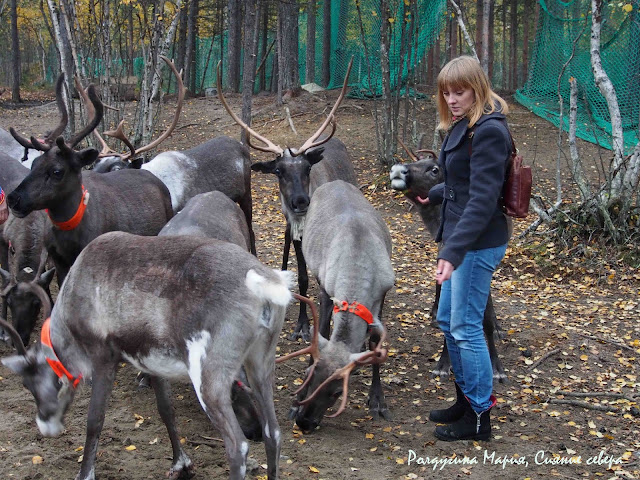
[
  {"xmin": 276, "ymin": 294, "xmax": 321, "ymax": 395},
  {"xmin": 293, "ymin": 57, "xmax": 353, "ymax": 156},
  {"xmin": 9, "ymin": 74, "xmax": 69, "ymax": 152},
  {"xmin": 397, "ymin": 136, "xmax": 418, "ymax": 162},
  {"xmin": 297, "ymin": 324, "xmax": 388, "ymax": 418},
  {"xmin": 217, "ymin": 61, "xmax": 284, "ymax": 156},
  {"xmin": 99, "ymin": 55, "xmax": 185, "ymax": 161}
]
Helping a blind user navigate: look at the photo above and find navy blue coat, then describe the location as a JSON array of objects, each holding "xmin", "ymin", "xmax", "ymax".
[{"xmin": 428, "ymin": 111, "xmax": 512, "ymax": 268}]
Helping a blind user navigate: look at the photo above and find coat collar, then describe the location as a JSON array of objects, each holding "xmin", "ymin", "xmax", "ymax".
[{"xmin": 443, "ymin": 111, "xmax": 506, "ymax": 152}]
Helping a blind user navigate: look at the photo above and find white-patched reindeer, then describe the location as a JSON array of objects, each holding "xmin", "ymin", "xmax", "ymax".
[
  {"xmin": 1, "ymin": 231, "xmax": 295, "ymax": 480},
  {"xmin": 218, "ymin": 60, "xmax": 358, "ymax": 340},
  {"xmin": 279, "ymin": 180, "xmax": 394, "ymax": 431},
  {"xmin": 89, "ymin": 57, "xmax": 256, "ymax": 254}
]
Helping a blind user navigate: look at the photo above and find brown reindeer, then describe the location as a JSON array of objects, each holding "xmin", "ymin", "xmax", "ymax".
[
  {"xmin": 389, "ymin": 141, "xmax": 507, "ymax": 382},
  {"xmin": 7, "ymin": 78, "xmax": 173, "ymax": 284}
]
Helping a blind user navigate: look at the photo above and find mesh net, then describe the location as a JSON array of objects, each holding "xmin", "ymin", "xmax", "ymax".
[{"xmin": 515, "ymin": 0, "xmax": 640, "ymax": 153}]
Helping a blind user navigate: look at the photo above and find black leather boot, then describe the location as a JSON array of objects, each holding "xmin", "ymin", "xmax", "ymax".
[
  {"xmin": 434, "ymin": 395, "xmax": 495, "ymax": 442},
  {"xmin": 429, "ymin": 382, "xmax": 466, "ymax": 423}
]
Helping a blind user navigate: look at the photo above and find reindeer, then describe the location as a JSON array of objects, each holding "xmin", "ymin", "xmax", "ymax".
[
  {"xmin": 218, "ymin": 60, "xmax": 357, "ymax": 341},
  {"xmin": 157, "ymin": 190, "xmax": 260, "ymax": 439},
  {"xmin": 7, "ymin": 79, "xmax": 173, "ymax": 284},
  {"xmin": 88, "ymin": 58, "xmax": 256, "ymax": 254},
  {"xmin": 1, "ymin": 231, "xmax": 294, "ymax": 480},
  {"xmin": 277, "ymin": 180, "xmax": 394, "ymax": 431},
  {"xmin": 0, "ymin": 153, "xmax": 52, "ymax": 345},
  {"xmin": 389, "ymin": 142, "xmax": 507, "ymax": 382}
]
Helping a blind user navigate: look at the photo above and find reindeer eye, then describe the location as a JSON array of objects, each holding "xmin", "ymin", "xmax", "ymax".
[
  {"xmin": 51, "ymin": 169, "xmax": 64, "ymax": 179},
  {"xmin": 430, "ymin": 166, "xmax": 440, "ymax": 176},
  {"xmin": 274, "ymin": 168, "xmax": 282, "ymax": 178}
]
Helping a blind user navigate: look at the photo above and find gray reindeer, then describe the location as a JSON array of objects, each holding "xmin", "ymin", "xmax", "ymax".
[
  {"xmin": 280, "ymin": 180, "xmax": 394, "ymax": 431},
  {"xmin": 389, "ymin": 144, "xmax": 507, "ymax": 382},
  {"xmin": 218, "ymin": 60, "xmax": 357, "ymax": 341},
  {"xmin": 1, "ymin": 231, "xmax": 294, "ymax": 480}
]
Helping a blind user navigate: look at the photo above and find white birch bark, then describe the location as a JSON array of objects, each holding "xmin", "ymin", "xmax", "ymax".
[
  {"xmin": 590, "ymin": 0, "xmax": 625, "ymax": 202},
  {"xmin": 448, "ymin": 0, "xmax": 478, "ymax": 60}
]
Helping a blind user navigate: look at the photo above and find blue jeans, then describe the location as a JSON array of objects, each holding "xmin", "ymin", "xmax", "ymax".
[{"xmin": 436, "ymin": 243, "xmax": 507, "ymax": 413}]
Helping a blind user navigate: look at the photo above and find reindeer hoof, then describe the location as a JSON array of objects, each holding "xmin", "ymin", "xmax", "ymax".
[
  {"xmin": 367, "ymin": 396, "xmax": 392, "ymax": 421},
  {"xmin": 494, "ymin": 370, "xmax": 508, "ymax": 384},
  {"xmin": 431, "ymin": 367, "xmax": 451, "ymax": 379},
  {"xmin": 167, "ymin": 463, "xmax": 195, "ymax": 480},
  {"xmin": 289, "ymin": 326, "xmax": 310, "ymax": 342}
]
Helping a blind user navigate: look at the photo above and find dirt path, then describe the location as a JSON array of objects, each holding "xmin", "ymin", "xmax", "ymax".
[{"xmin": 0, "ymin": 90, "xmax": 638, "ymax": 480}]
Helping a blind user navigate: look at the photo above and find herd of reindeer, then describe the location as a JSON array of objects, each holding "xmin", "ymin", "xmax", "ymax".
[{"xmin": 0, "ymin": 58, "xmax": 507, "ymax": 480}]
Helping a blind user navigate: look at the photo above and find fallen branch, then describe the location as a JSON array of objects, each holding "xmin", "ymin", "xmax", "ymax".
[
  {"xmin": 547, "ymin": 398, "xmax": 619, "ymax": 412},
  {"xmin": 528, "ymin": 348, "xmax": 561, "ymax": 371},
  {"xmin": 574, "ymin": 332, "xmax": 636, "ymax": 351},
  {"xmin": 284, "ymin": 106, "xmax": 298, "ymax": 135},
  {"xmin": 557, "ymin": 390, "xmax": 637, "ymax": 402},
  {"xmin": 185, "ymin": 435, "xmax": 224, "ymax": 449}
]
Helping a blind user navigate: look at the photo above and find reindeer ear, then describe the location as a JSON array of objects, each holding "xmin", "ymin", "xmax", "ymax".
[
  {"xmin": 75, "ymin": 148, "xmax": 99, "ymax": 168},
  {"xmin": 305, "ymin": 147, "xmax": 325, "ymax": 166},
  {"xmin": 1, "ymin": 354, "xmax": 30, "ymax": 374},
  {"xmin": 251, "ymin": 160, "xmax": 277, "ymax": 174},
  {"xmin": 129, "ymin": 158, "xmax": 143, "ymax": 169}
]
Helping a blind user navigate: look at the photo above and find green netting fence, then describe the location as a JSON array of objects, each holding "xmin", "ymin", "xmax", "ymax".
[
  {"xmin": 193, "ymin": 0, "xmax": 447, "ymax": 97},
  {"xmin": 515, "ymin": 0, "xmax": 640, "ymax": 153}
]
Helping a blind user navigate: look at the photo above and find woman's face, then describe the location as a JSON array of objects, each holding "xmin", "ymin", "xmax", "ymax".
[{"xmin": 442, "ymin": 85, "xmax": 475, "ymax": 118}]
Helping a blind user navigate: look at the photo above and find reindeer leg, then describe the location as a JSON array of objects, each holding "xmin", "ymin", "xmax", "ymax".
[
  {"xmin": 239, "ymin": 192, "xmax": 256, "ymax": 256},
  {"xmin": 432, "ymin": 339, "xmax": 452, "ymax": 379},
  {"xmin": 484, "ymin": 294, "xmax": 507, "ymax": 383},
  {"xmin": 367, "ymin": 298, "xmax": 391, "ymax": 421},
  {"xmin": 318, "ymin": 287, "xmax": 332, "ymax": 340},
  {"xmin": 193, "ymin": 360, "xmax": 249, "ymax": 480},
  {"xmin": 149, "ymin": 376, "xmax": 194, "ymax": 479},
  {"xmin": 290, "ymin": 239, "xmax": 310, "ymax": 341},
  {"xmin": 243, "ymin": 336, "xmax": 282, "ymax": 480},
  {"xmin": 75, "ymin": 367, "xmax": 116, "ymax": 480},
  {"xmin": 282, "ymin": 223, "xmax": 291, "ymax": 270},
  {"xmin": 430, "ymin": 282, "xmax": 441, "ymax": 327}
]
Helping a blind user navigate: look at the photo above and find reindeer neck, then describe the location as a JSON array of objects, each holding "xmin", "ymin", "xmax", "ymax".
[{"xmin": 46, "ymin": 183, "xmax": 89, "ymax": 228}]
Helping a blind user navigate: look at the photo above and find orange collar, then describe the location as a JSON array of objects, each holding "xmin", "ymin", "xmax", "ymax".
[
  {"xmin": 46, "ymin": 186, "xmax": 89, "ymax": 231},
  {"xmin": 40, "ymin": 317, "xmax": 82, "ymax": 388},
  {"xmin": 333, "ymin": 301, "xmax": 374, "ymax": 325}
]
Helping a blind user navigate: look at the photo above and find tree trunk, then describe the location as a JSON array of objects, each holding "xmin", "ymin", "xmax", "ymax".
[
  {"xmin": 509, "ymin": 0, "xmax": 518, "ymax": 90},
  {"xmin": 177, "ymin": 0, "xmax": 189, "ymax": 74},
  {"xmin": 259, "ymin": 0, "xmax": 269, "ymax": 91},
  {"xmin": 47, "ymin": 0, "xmax": 74, "ymax": 135},
  {"xmin": 277, "ymin": 0, "xmax": 299, "ymax": 103},
  {"xmin": 481, "ymin": 0, "xmax": 490, "ymax": 73},
  {"xmin": 305, "ymin": 0, "xmax": 316, "ymax": 84},
  {"xmin": 241, "ymin": 0, "xmax": 260, "ymax": 145},
  {"xmin": 10, "ymin": 0, "xmax": 20, "ymax": 102},
  {"xmin": 321, "ymin": 0, "xmax": 331, "ymax": 87},
  {"xmin": 488, "ymin": 1, "xmax": 494, "ymax": 81},
  {"xmin": 475, "ymin": 0, "xmax": 483, "ymax": 65},
  {"xmin": 227, "ymin": 0, "xmax": 242, "ymax": 92},
  {"xmin": 185, "ymin": 0, "xmax": 198, "ymax": 93},
  {"xmin": 522, "ymin": 0, "xmax": 531, "ymax": 83}
]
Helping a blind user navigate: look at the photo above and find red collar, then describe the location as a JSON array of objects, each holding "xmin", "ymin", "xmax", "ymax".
[
  {"xmin": 333, "ymin": 301, "xmax": 374, "ymax": 325},
  {"xmin": 46, "ymin": 186, "xmax": 89, "ymax": 231},
  {"xmin": 40, "ymin": 317, "xmax": 82, "ymax": 388}
]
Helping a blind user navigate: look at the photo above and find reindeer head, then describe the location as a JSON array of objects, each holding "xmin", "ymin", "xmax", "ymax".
[
  {"xmin": 277, "ymin": 295, "xmax": 387, "ymax": 432},
  {"xmin": 218, "ymin": 59, "xmax": 351, "ymax": 219},
  {"xmin": 1, "ymin": 248, "xmax": 55, "ymax": 346},
  {"xmin": 7, "ymin": 77, "xmax": 103, "ymax": 218},
  {"xmin": 389, "ymin": 140, "xmax": 441, "ymax": 205},
  {"xmin": 0, "ymin": 285, "xmax": 71, "ymax": 437}
]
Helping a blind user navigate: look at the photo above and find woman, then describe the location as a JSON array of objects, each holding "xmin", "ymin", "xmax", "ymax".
[{"xmin": 426, "ymin": 55, "xmax": 512, "ymax": 441}]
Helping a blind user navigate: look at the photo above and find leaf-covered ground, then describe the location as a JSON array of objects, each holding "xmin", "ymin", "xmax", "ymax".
[{"xmin": 0, "ymin": 88, "xmax": 638, "ymax": 480}]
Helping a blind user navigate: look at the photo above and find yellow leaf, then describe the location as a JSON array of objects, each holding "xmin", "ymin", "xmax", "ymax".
[
  {"xmin": 622, "ymin": 4, "xmax": 633, "ymax": 13},
  {"xmin": 32, "ymin": 455, "xmax": 44, "ymax": 465},
  {"xmin": 365, "ymin": 433, "xmax": 374, "ymax": 439},
  {"xmin": 580, "ymin": 355, "xmax": 588, "ymax": 361},
  {"xmin": 396, "ymin": 457, "xmax": 405, "ymax": 464},
  {"xmin": 309, "ymin": 466, "xmax": 320, "ymax": 473},
  {"xmin": 74, "ymin": 446, "xmax": 84, "ymax": 452},
  {"xmin": 388, "ymin": 17, "xmax": 395, "ymax": 23},
  {"xmin": 125, "ymin": 445, "xmax": 137, "ymax": 451}
]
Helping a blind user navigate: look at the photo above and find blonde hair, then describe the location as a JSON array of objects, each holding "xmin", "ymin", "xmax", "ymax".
[{"xmin": 436, "ymin": 55, "xmax": 508, "ymax": 131}]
